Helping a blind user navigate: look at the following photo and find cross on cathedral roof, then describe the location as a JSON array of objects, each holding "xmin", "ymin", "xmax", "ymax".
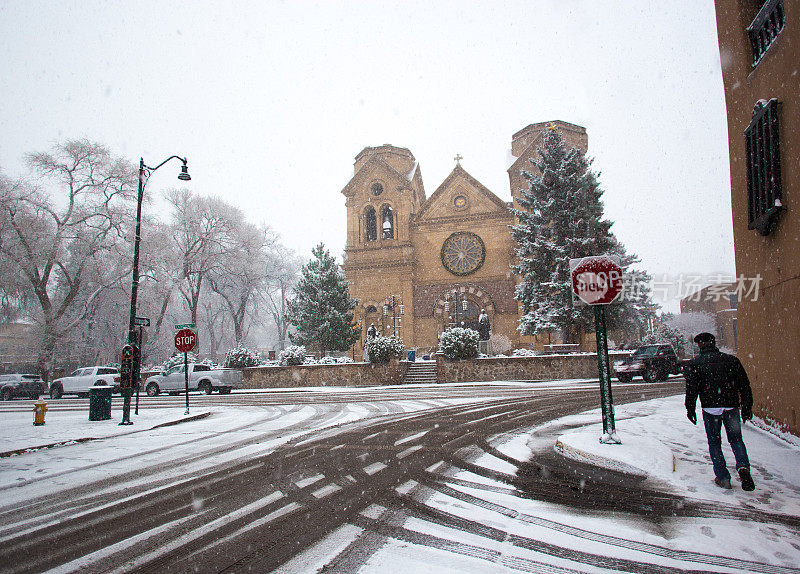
[{"xmin": 454, "ymin": 153, "xmax": 463, "ymax": 166}]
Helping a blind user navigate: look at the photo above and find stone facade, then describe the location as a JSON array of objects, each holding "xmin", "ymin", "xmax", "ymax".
[
  {"xmin": 237, "ymin": 354, "xmax": 611, "ymax": 389},
  {"xmin": 242, "ymin": 360, "xmax": 407, "ymax": 388},
  {"xmin": 435, "ymin": 353, "xmax": 603, "ymax": 383},
  {"xmin": 342, "ymin": 121, "xmax": 589, "ymax": 356}
]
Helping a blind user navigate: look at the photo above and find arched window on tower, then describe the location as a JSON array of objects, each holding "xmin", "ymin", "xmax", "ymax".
[
  {"xmin": 364, "ymin": 206, "xmax": 377, "ymax": 242},
  {"xmin": 381, "ymin": 205, "xmax": 394, "ymax": 239}
]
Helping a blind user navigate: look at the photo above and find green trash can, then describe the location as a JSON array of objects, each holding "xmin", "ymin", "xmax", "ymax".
[
  {"xmin": 89, "ymin": 385, "xmax": 112, "ymax": 421},
  {"xmin": 407, "ymin": 350, "xmax": 416, "ymax": 362}
]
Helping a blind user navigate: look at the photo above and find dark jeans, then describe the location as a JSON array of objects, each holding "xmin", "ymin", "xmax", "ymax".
[{"xmin": 702, "ymin": 408, "xmax": 750, "ymax": 481}]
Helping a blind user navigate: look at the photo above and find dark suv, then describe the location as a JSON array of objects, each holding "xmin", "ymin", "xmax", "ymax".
[
  {"xmin": 0, "ymin": 373, "xmax": 46, "ymax": 400},
  {"xmin": 613, "ymin": 344, "xmax": 681, "ymax": 383}
]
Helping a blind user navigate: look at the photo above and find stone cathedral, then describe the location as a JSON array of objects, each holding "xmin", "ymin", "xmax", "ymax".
[{"xmin": 342, "ymin": 120, "xmax": 588, "ymax": 356}]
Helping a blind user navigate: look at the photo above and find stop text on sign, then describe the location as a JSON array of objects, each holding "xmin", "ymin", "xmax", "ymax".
[
  {"xmin": 570, "ymin": 256, "xmax": 623, "ymax": 305},
  {"xmin": 174, "ymin": 328, "xmax": 197, "ymax": 353}
]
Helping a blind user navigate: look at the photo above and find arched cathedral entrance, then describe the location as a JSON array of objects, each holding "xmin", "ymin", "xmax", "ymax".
[{"xmin": 432, "ymin": 284, "xmax": 495, "ymax": 336}]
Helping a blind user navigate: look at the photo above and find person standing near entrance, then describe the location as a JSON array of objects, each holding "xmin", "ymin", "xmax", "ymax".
[
  {"xmin": 478, "ymin": 309, "xmax": 490, "ymax": 341},
  {"xmin": 364, "ymin": 323, "xmax": 378, "ymax": 362},
  {"xmin": 684, "ymin": 332, "xmax": 755, "ymax": 491}
]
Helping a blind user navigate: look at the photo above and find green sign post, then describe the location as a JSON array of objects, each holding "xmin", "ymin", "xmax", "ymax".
[
  {"xmin": 593, "ymin": 305, "xmax": 618, "ymax": 442},
  {"xmin": 570, "ymin": 256, "xmax": 623, "ymax": 444}
]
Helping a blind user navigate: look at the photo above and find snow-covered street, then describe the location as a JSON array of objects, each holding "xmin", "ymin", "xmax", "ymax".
[{"xmin": 1, "ymin": 381, "xmax": 799, "ymax": 573}]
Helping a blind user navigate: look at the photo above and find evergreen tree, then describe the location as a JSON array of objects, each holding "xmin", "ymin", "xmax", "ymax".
[
  {"xmin": 511, "ymin": 128, "xmax": 655, "ymax": 341},
  {"xmin": 286, "ymin": 243, "xmax": 359, "ymax": 354}
]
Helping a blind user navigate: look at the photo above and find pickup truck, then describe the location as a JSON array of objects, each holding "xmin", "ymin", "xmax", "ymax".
[
  {"xmin": 50, "ymin": 366, "xmax": 121, "ymax": 398},
  {"xmin": 144, "ymin": 363, "xmax": 242, "ymax": 396},
  {"xmin": 613, "ymin": 344, "xmax": 682, "ymax": 383}
]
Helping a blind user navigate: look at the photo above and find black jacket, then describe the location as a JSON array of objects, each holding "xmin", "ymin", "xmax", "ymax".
[{"xmin": 684, "ymin": 346, "xmax": 753, "ymax": 411}]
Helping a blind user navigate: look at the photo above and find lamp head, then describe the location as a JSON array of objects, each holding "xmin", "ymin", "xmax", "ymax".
[{"xmin": 178, "ymin": 163, "xmax": 191, "ymax": 181}]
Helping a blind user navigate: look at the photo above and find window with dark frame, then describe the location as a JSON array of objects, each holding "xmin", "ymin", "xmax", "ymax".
[
  {"xmin": 745, "ymin": 98, "xmax": 783, "ymax": 236},
  {"xmin": 747, "ymin": 0, "xmax": 785, "ymax": 67},
  {"xmin": 364, "ymin": 206, "xmax": 377, "ymax": 242}
]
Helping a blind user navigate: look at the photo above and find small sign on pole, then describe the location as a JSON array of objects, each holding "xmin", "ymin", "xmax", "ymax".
[
  {"xmin": 174, "ymin": 325, "xmax": 197, "ymax": 415},
  {"xmin": 570, "ymin": 255, "xmax": 623, "ymax": 445},
  {"xmin": 174, "ymin": 328, "xmax": 197, "ymax": 353}
]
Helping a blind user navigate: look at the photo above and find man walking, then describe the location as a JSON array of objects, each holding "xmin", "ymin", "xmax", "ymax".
[{"xmin": 684, "ymin": 332, "xmax": 755, "ymax": 491}]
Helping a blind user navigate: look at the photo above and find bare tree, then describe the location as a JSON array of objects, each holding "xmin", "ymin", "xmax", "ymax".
[
  {"xmin": 134, "ymin": 214, "xmax": 183, "ymax": 364},
  {"xmin": 0, "ymin": 140, "xmax": 136, "ymax": 379},
  {"xmin": 167, "ymin": 190, "xmax": 237, "ymax": 351},
  {"xmin": 208, "ymin": 218, "xmax": 276, "ymax": 347},
  {"xmin": 200, "ymin": 292, "xmax": 229, "ymax": 361},
  {"xmin": 264, "ymin": 245, "xmax": 301, "ymax": 351}
]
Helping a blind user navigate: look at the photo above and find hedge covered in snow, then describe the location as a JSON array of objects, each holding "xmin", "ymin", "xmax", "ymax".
[
  {"xmin": 364, "ymin": 335, "xmax": 405, "ymax": 363},
  {"xmin": 280, "ymin": 345, "xmax": 307, "ymax": 366},
  {"xmin": 317, "ymin": 356, "xmax": 355, "ymax": 365},
  {"xmin": 224, "ymin": 346, "xmax": 262, "ymax": 368},
  {"xmin": 438, "ymin": 328, "xmax": 479, "ymax": 360}
]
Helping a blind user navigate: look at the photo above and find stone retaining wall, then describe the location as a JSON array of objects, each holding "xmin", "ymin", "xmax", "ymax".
[
  {"xmin": 242, "ymin": 359, "xmax": 407, "ymax": 389},
  {"xmin": 436, "ymin": 353, "xmax": 603, "ymax": 383},
  {"xmin": 236, "ymin": 353, "xmax": 619, "ymax": 389}
]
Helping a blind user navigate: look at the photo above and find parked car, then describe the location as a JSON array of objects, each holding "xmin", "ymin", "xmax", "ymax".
[
  {"xmin": 49, "ymin": 366, "xmax": 121, "ymax": 398},
  {"xmin": 613, "ymin": 344, "xmax": 682, "ymax": 383},
  {"xmin": 0, "ymin": 374, "xmax": 46, "ymax": 400},
  {"xmin": 144, "ymin": 363, "xmax": 242, "ymax": 396}
]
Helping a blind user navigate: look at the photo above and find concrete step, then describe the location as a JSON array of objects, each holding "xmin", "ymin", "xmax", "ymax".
[{"xmin": 404, "ymin": 362, "xmax": 438, "ymax": 384}]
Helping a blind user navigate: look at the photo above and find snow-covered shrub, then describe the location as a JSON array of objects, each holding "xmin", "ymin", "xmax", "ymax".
[
  {"xmin": 161, "ymin": 353, "xmax": 214, "ymax": 371},
  {"xmin": 512, "ymin": 348, "xmax": 537, "ymax": 357},
  {"xmin": 317, "ymin": 356, "xmax": 356, "ymax": 365},
  {"xmin": 280, "ymin": 345, "xmax": 307, "ymax": 366},
  {"xmin": 439, "ymin": 328, "xmax": 479, "ymax": 360},
  {"xmin": 224, "ymin": 346, "xmax": 262, "ymax": 369},
  {"xmin": 489, "ymin": 333, "xmax": 513, "ymax": 356},
  {"xmin": 364, "ymin": 335, "xmax": 405, "ymax": 363}
]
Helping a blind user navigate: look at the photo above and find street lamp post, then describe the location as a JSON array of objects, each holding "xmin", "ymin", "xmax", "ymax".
[
  {"xmin": 382, "ymin": 296, "xmax": 404, "ymax": 337},
  {"xmin": 443, "ymin": 289, "xmax": 468, "ymax": 329},
  {"xmin": 121, "ymin": 155, "xmax": 190, "ymax": 425}
]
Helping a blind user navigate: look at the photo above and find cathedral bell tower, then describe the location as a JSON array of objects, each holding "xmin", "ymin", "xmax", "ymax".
[{"xmin": 341, "ymin": 145, "xmax": 425, "ymax": 348}]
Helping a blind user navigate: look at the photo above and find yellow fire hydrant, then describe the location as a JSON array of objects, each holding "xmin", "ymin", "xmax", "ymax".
[{"xmin": 33, "ymin": 398, "xmax": 48, "ymax": 426}]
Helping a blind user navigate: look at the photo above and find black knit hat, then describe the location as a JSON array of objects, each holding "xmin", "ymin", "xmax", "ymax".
[{"xmin": 693, "ymin": 332, "xmax": 716, "ymax": 345}]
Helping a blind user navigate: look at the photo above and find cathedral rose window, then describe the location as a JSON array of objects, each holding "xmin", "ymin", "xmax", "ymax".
[{"xmin": 440, "ymin": 232, "xmax": 485, "ymax": 275}]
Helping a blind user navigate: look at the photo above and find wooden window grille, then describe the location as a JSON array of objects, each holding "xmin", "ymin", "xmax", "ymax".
[
  {"xmin": 747, "ymin": 0, "xmax": 785, "ymax": 67},
  {"xmin": 745, "ymin": 98, "xmax": 783, "ymax": 235}
]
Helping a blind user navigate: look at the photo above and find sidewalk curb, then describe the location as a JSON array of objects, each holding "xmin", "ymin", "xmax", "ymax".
[
  {"xmin": 0, "ymin": 411, "xmax": 213, "ymax": 459},
  {"xmin": 554, "ymin": 438, "xmax": 648, "ymax": 479}
]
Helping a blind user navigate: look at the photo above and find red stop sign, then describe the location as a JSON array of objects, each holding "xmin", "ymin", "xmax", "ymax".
[
  {"xmin": 571, "ymin": 256, "xmax": 623, "ymax": 305},
  {"xmin": 174, "ymin": 328, "xmax": 197, "ymax": 353}
]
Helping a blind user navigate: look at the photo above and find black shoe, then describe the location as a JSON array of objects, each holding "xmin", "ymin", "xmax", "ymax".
[
  {"xmin": 738, "ymin": 468, "xmax": 755, "ymax": 491},
  {"xmin": 714, "ymin": 477, "xmax": 732, "ymax": 489}
]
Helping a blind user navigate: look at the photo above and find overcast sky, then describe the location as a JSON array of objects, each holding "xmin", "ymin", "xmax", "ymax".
[{"xmin": 0, "ymin": 1, "xmax": 734, "ymax": 311}]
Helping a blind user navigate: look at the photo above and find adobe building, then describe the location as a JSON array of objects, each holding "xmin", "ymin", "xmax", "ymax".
[
  {"xmin": 679, "ymin": 283, "xmax": 738, "ymax": 353},
  {"xmin": 715, "ymin": 0, "xmax": 799, "ymax": 435},
  {"xmin": 341, "ymin": 121, "xmax": 589, "ymax": 356}
]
